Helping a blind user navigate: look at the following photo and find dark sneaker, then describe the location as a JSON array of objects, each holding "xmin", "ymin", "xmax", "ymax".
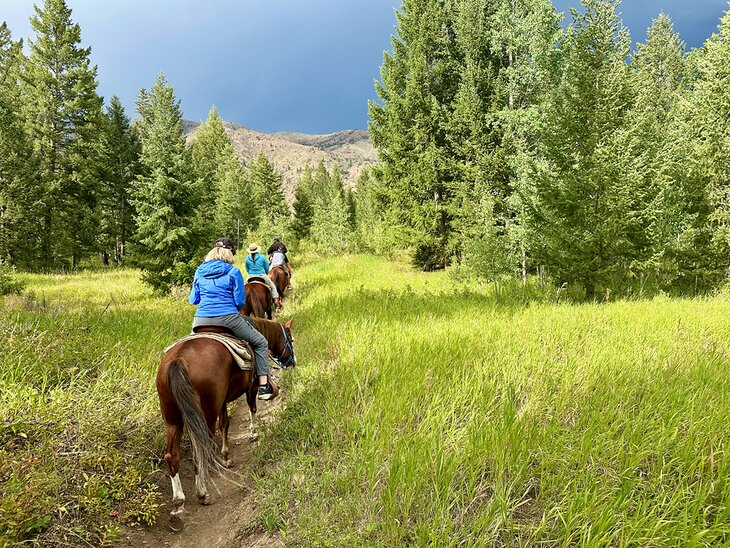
[{"xmin": 258, "ymin": 382, "xmax": 275, "ymax": 401}]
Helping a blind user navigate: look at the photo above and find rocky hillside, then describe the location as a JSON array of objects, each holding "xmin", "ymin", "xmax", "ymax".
[{"xmin": 185, "ymin": 121, "xmax": 378, "ymax": 200}]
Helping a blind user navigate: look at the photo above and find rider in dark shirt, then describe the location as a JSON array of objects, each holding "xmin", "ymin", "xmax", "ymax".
[
  {"xmin": 267, "ymin": 237, "xmax": 292, "ymax": 285},
  {"xmin": 267, "ymin": 236, "xmax": 287, "ymax": 256}
]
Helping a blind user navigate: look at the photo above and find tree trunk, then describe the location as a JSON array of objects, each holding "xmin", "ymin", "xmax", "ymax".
[{"xmin": 585, "ymin": 279, "xmax": 595, "ymax": 301}]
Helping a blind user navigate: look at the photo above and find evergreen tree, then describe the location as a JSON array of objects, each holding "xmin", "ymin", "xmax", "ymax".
[
  {"xmin": 215, "ymin": 155, "xmax": 256, "ymax": 250},
  {"xmin": 132, "ymin": 73, "xmax": 198, "ymax": 292},
  {"xmin": 311, "ymin": 164, "xmax": 354, "ymax": 252},
  {"xmin": 0, "ymin": 23, "xmax": 41, "ymax": 267},
  {"xmin": 353, "ymin": 168, "xmax": 397, "ymax": 254},
  {"xmin": 21, "ymin": 0, "xmax": 104, "ymax": 267},
  {"xmin": 189, "ymin": 106, "xmax": 236, "ymax": 242},
  {"xmin": 249, "ymin": 153, "xmax": 289, "ymax": 222},
  {"xmin": 527, "ymin": 0, "xmax": 636, "ymax": 299},
  {"xmin": 448, "ymin": 0, "xmax": 560, "ymax": 282},
  {"xmin": 678, "ymin": 8, "xmax": 730, "ymax": 285},
  {"xmin": 99, "ymin": 95, "xmax": 140, "ymax": 264},
  {"xmin": 627, "ymin": 13, "xmax": 688, "ymax": 288},
  {"xmin": 291, "ymin": 164, "xmax": 315, "ymax": 240},
  {"xmin": 369, "ymin": 0, "xmax": 461, "ymax": 270}
]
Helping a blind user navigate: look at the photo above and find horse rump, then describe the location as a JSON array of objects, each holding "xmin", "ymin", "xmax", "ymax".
[{"xmin": 166, "ymin": 358, "xmax": 222, "ymax": 488}]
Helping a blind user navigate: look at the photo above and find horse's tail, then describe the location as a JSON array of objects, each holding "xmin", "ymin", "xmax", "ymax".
[
  {"xmin": 167, "ymin": 358, "xmax": 218, "ymax": 489},
  {"xmin": 251, "ymin": 290, "xmax": 266, "ymax": 318}
]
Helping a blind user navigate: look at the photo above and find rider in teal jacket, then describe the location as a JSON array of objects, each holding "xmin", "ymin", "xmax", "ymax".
[
  {"xmin": 245, "ymin": 251, "xmax": 270, "ymax": 276},
  {"xmin": 245, "ymin": 243, "xmax": 282, "ymax": 309}
]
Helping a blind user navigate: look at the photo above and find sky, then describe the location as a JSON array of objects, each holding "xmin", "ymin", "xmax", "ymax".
[{"xmin": 1, "ymin": 1, "xmax": 728, "ymax": 134}]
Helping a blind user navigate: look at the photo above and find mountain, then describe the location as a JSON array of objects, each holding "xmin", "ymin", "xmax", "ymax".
[{"xmin": 185, "ymin": 121, "xmax": 377, "ymax": 200}]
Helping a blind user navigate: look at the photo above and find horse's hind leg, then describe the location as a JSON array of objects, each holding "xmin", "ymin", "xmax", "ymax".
[
  {"xmin": 219, "ymin": 404, "xmax": 232, "ymax": 468},
  {"xmin": 163, "ymin": 423, "xmax": 186, "ymax": 517}
]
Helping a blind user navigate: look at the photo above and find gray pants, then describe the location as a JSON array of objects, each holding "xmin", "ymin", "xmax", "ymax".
[
  {"xmin": 192, "ymin": 314, "xmax": 269, "ymax": 378},
  {"xmin": 248, "ymin": 275, "xmax": 279, "ymax": 299}
]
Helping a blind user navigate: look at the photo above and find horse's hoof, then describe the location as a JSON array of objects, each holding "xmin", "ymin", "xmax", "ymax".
[
  {"xmin": 169, "ymin": 513, "xmax": 184, "ymax": 532},
  {"xmin": 197, "ymin": 493, "xmax": 211, "ymax": 505},
  {"xmin": 249, "ymin": 432, "xmax": 259, "ymax": 442},
  {"xmin": 223, "ymin": 459, "xmax": 233, "ymax": 468}
]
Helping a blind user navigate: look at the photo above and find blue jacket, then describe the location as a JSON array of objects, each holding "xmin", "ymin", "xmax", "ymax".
[
  {"xmin": 245, "ymin": 253, "xmax": 270, "ymax": 277},
  {"xmin": 189, "ymin": 260, "xmax": 245, "ymax": 317}
]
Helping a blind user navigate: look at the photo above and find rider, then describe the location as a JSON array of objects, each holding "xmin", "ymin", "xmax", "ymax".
[
  {"xmin": 267, "ymin": 236, "xmax": 293, "ymax": 283},
  {"xmin": 245, "ymin": 243, "xmax": 282, "ymax": 310},
  {"xmin": 188, "ymin": 237, "xmax": 276, "ymax": 400}
]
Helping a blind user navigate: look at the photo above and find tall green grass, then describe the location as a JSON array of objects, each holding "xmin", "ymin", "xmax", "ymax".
[
  {"xmin": 257, "ymin": 255, "xmax": 730, "ymax": 546},
  {"xmin": 0, "ymin": 270, "xmax": 190, "ymax": 545}
]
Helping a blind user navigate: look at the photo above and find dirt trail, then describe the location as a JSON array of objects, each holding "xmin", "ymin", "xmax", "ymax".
[{"xmin": 119, "ymin": 393, "xmax": 284, "ymax": 548}]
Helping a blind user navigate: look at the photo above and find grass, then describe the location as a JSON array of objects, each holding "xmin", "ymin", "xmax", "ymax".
[
  {"xmin": 3, "ymin": 256, "xmax": 730, "ymax": 546},
  {"xmin": 256, "ymin": 255, "xmax": 730, "ymax": 546},
  {"xmin": 0, "ymin": 269, "xmax": 190, "ymax": 545}
]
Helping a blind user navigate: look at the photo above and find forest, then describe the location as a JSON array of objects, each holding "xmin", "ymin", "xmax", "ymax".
[{"xmin": 2, "ymin": 0, "xmax": 730, "ymax": 300}]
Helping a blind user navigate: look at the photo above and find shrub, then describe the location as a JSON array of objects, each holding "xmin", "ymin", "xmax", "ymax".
[{"xmin": 0, "ymin": 261, "xmax": 25, "ymax": 296}]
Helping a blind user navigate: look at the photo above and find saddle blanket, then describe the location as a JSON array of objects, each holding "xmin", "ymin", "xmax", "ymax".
[
  {"xmin": 164, "ymin": 333, "xmax": 253, "ymax": 370},
  {"xmin": 246, "ymin": 276, "xmax": 270, "ymax": 287}
]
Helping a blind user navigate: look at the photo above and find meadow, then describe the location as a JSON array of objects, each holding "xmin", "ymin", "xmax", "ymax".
[
  {"xmin": 2, "ymin": 257, "xmax": 730, "ymax": 546},
  {"xmin": 258, "ymin": 255, "xmax": 730, "ymax": 546},
  {"xmin": 0, "ymin": 270, "xmax": 188, "ymax": 545}
]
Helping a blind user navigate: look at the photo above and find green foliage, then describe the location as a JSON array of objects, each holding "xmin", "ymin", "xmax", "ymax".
[
  {"xmin": 21, "ymin": 0, "xmax": 104, "ymax": 268},
  {"xmin": 131, "ymin": 73, "xmax": 200, "ymax": 293},
  {"xmin": 0, "ymin": 270, "xmax": 182, "ymax": 545},
  {"xmin": 527, "ymin": 0, "xmax": 643, "ymax": 299},
  {"xmin": 0, "ymin": 23, "xmax": 42, "ymax": 270},
  {"xmin": 0, "ymin": 261, "xmax": 25, "ymax": 295},
  {"xmin": 99, "ymin": 95, "xmax": 141, "ymax": 265},
  {"xmin": 310, "ymin": 163, "xmax": 355, "ymax": 253},
  {"xmin": 291, "ymin": 165, "xmax": 315, "ymax": 241},
  {"xmin": 369, "ymin": 0, "xmax": 461, "ymax": 269},
  {"xmin": 189, "ymin": 106, "xmax": 256, "ymax": 247}
]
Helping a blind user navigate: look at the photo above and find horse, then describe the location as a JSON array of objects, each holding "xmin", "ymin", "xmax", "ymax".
[
  {"xmin": 242, "ymin": 279, "xmax": 273, "ymax": 319},
  {"xmin": 269, "ymin": 265, "xmax": 289, "ymax": 301},
  {"xmin": 155, "ymin": 316, "xmax": 295, "ymax": 521}
]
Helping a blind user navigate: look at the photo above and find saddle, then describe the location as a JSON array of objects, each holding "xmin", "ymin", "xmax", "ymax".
[
  {"xmin": 246, "ymin": 275, "xmax": 271, "ymax": 288},
  {"xmin": 165, "ymin": 328, "xmax": 254, "ymax": 370}
]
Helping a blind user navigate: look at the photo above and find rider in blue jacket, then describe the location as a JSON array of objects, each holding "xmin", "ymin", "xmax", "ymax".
[
  {"xmin": 245, "ymin": 243, "xmax": 282, "ymax": 309},
  {"xmin": 189, "ymin": 237, "xmax": 275, "ymax": 400}
]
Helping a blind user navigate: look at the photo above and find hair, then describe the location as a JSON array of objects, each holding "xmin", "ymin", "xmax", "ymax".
[{"xmin": 204, "ymin": 247, "xmax": 235, "ymax": 263}]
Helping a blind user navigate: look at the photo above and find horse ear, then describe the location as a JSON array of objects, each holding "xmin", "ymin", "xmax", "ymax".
[{"xmin": 284, "ymin": 319, "xmax": 293, "ymax": 330}]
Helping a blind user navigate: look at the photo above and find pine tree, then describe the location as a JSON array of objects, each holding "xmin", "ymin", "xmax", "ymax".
[
  {"xmin": 21, "ymin": 0, "xmax": 104, "ymax": 267},
  {"xmin": 132, "ymin": 73, "xmax": 198, "ymax": 292},
  {"xmin": 249, "ymin": 153, "xmax": 289, "ymax": 222},
  {"xmin": 353, "ymin": 169, "xmax": 397, "ymax": 254},
  {"xmin": 0, "ymin": 23, "xmax": 41, "ymax": 267},
  {"xmin": 448, "ymin": 0, "xmax": 560, "ymax": 282},
  {"xmin": 311, "ymin": 164, "xmax": 354, "ymax": 252},
  {"xmin": 99, "ymin": 95, "xmax": 140, "ymax": 265},
  {"xmin": 627, "ymin": 13, "xmax": 687, "ymax": 288},
  {"xmin": 215, "ymin": 155, "xmax": 256, "ymax": 250},
  {"xmin": 189, "ymin": 106, "xmax": 236, "ymax": 243},
  {"xmin": 528, "ymin": 0, "xmax": 636, "ymax": 299},
  {"xmin": 291, "ymin": 164, "xmax": 315, "ymax": 240},
  {"xmin": 679, "ymin": 8, "xmax": 730, "ymax": 285},
  {"xmin": 369, "ymin": 0, "xmax": 461, "ymax": 270}
]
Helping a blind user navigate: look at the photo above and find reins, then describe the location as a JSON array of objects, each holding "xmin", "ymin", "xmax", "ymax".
[{"xmin": 270, "ymin": 322, "xmax": 295, "ymax": 369}]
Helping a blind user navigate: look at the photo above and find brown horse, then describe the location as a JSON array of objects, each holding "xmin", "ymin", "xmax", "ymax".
[
  {"xmin": 269, "ymin": 266, "xmax": 289, "ymax": 301},
  {"xmin": 242, "ymin": 279, "xmax": 273, "ymax": 319},
  {"xmin": 156, "ymin": 317, "xmax": 295, "ymax": 521}
]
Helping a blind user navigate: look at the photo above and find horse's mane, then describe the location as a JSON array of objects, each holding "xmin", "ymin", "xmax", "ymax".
[{"xmin": 250, "ymin": 317, "xmax": 280, "ymax": 342}]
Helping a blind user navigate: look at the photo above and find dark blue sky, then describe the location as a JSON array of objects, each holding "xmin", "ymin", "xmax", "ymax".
[{"xmin": 2, "ymin": 1, "xmax": 728, "ymax": 133}]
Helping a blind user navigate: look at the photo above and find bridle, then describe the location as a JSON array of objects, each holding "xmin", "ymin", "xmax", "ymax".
[{"xmin": 270, "ymin": 322, "xmax": 296, "ymax": 369}]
